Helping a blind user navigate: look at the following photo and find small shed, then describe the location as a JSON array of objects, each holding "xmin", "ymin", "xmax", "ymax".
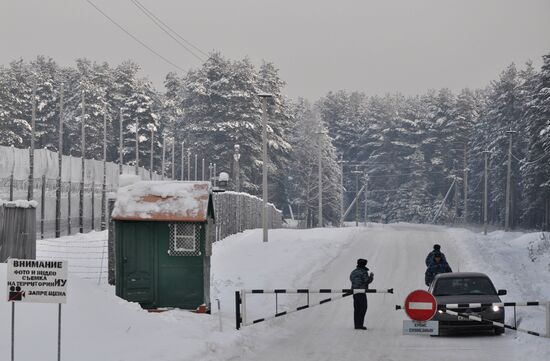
[
  {"xmin": 112, "ymin": 181, "xmax": 215, "ymax": 310},
  {"xmin": 0, "ymin": 200, "xmax": 37, "ymax": 262}
]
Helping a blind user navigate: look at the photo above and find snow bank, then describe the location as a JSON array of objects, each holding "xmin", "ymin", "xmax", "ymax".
[
  {"xmin": 445, "ymin": 228, "xmax": 550, "ymax": 341},
  {"xmin": 0, "ymin": 226, "xmax": 358, "ymax": 361}
]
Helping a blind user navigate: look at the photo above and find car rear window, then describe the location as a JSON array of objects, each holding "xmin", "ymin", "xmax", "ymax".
[{"xmin": 433, "ymin": 277, "xmax": 497, "ymax": 296}]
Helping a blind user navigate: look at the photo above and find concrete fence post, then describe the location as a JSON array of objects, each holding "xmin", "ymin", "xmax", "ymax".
[
  {"xmin": 107, "ymin": 197, "xmax": 116, "ymax": 285},
  {"xmin": 91, "ymin": 181, "xmax": 95, "ymax": 231},
  {"xmin": 40, "ymin": 175, "xmax": 46, "ymax": 239}
]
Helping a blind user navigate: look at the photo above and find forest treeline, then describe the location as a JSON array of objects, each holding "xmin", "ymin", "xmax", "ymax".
[{"xmin": 0, "ymin": 51, "xmax": 549, "ymax": 229}]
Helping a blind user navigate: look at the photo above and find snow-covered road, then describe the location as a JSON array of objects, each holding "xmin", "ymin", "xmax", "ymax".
[
  {"xmin": 234, "ymin": 223, "xmax": 545, "ymax": 361},
  {"xmin": 1, "ymin": 223, "xmax": 549, "ymax": 361}
]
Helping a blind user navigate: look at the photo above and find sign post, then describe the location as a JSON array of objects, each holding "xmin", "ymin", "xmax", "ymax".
[
  {"xmin": 6, "ymin": 259, "xmax": 68, "ymax": 361},
  {"xmin": 11, "ymin": 302, "xmax": 14, "ymax": 361},
  {"xmin": 402, "ymin": 290, "xmax": 438, "ymax": 335}
]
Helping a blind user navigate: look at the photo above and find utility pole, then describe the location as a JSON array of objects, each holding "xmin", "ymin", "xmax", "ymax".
[
  {"xmin": 28, "ymin": 80, "xmax": 37, "ymax": 201},
  {"xmin": 432, "ymin": 177, "xmax": 457, "ymax": 224},
  {"xmin": 55, "ymin": 83, "xmax": 64, "ymax": 237},
  {"xmin": 134, "ymin": 117, "xmax": 139, "ymax": 176},
  {"xmin": 209, "ymin": 163, "xmax": 213, "ymax": 184},
  {"xmin": 505, "ymin": 130, "xmax": 517, "ymax": 231},
  {"xmin": 454, "ymin": 171, "xmax": 459, "ymax": 222},
  {"xmin": 194, "ymin": 154, "xmax": 198, "ymax": 181},
  {"xmin": 339, "ymin": 156, "xmax": 345, "ymax": 226},
  {"xmin": 234, "ymin": 145, "xmax": 241, "ymax": 192},
  {"xmin": 364, "ymin": 171, "xmax": 369, "ymax": 226},
  {"xmin": 187, "ymin": 149, "xmax": 191, "ymax": 181},
  {"xmin": 352, "ymin": 166, "xmax": 362, "ymax": 227},
  {"xmin": 79, "ymin": 90, "xmax": 85, "ymax": 234},
  {"xmin": 201, "ymin": 158, "xmax": 205, "ymax": 181},
  {"xmin": 317, "ymin": 131, "xmax": 324, "ymax": 228},
  {"xmin": 258, "ymin": 93, "xmax": 273, "ymax": 242},
  {"xmin": 161, "ymin": 135, "xmax": 166, "ymax": 180},
  {"xmin": 101, "ymin": 104, "xmax": 107, "ymax": 230},
  {"xmin": 483, "ymin": 150, "xmax": 490, "ymax": 235},
  {"xmin": 213, "ymin": 163, "xmax": 217, "ymax": 186},
  {"xmin": 181, "ymin": 142, "xmax": 184, "ymax": 180},
  {"xmin": 149, "ymin": 127, "xmax": 154, "ymax": 180},
  {"xmin": 463, "ymin": 143, "xmax": 469, "ymax": 224},
  {"xmin": 171, "ymin": 140, "xmax": 175, "ymax": 180},
  {"xmin": 545, "ymin": 198, "xmax": 549, "ymax": 232},
  {"xmin": 119, "ymin": 109, "xmax": 123, "ymax": 174}
]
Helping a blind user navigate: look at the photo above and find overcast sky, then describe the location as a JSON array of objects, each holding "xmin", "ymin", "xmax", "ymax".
[{"xmin": 1, "ymin": 0, "xmax": 549, "ymax": 100}]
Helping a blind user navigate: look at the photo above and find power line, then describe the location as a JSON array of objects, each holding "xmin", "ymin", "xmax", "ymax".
[
  {"xmin": 130, "ymin": 0, "xmax": 206, "ymax": 62},
  {"xmin": 132, "ymin": 0, "xmax": 209, "ymax": 58},
  {"xmin": 343, "ymin": 170, "xmax": 450, "ymax": 178},
  {"xmin": 511, "ymin": 152, "xmax": 547, "ymax": 165},
  {"xmin": 85, "ymin": 0, "xmax": 186, "ymax": 72}
]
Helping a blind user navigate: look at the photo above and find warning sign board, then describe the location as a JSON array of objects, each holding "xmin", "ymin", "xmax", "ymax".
[
  {"xmin": 404, "ymin": 290, "xmax": 437, "ymax": 321},
  {"xmin": 6, "ymin": 259, "xmax": 68, "ymax": 304},
  {"xmin": 403, "ymin": 320, "xmax": 439, "ymax": 335}
]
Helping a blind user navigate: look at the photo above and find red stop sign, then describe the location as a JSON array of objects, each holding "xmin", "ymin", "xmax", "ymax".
[{"xmin": 404, "ymin": 290, "xmax": 437, "ymax": 321}]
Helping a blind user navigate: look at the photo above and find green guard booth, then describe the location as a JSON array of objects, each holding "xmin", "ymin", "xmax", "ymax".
[{"xmin": 112, "ymin": 181, "xmax": 214, "ymax": 310}]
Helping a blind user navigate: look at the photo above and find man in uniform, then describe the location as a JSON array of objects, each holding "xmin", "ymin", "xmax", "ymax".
[
  {"xmin": 349, "ymin": 258, "xmax": 374, "ymax": 330},
  {"xmin": 425, "ymin": 244, "xmax": 447, "ymax": 266}
]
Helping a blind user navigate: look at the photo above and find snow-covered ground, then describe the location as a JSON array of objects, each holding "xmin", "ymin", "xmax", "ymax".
[{"xmin": 1, "ymin": 223, "xmax": 550, "ymax": 360}]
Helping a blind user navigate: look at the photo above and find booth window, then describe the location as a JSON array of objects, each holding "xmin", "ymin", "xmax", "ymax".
[{"xmin": 168, "ymin": 223, "xmax": 200, "ymax": 256}]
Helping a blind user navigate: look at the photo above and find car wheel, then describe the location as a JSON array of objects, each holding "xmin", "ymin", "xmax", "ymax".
[{"xmin": 494, "ymin": 327, "xmax": 504, "ymax": 335}]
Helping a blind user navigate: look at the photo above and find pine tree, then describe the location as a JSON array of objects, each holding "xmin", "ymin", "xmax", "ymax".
[
  {"xmin": 257, "ymin": 61, "xmax": 293, "ymax": 206},
  {"xmin": 521, "ymin": 54, "xmax": 550, "ymax": 227},
  {"xmin": 0, "ymin": 60, "xmax": 33, "ymax": 146},
  {"xmin": 287, "ymin": 99, "xmax": 341, "ymax": 226},
  {"xmin": 477, "ymin": 64, "xmax": 523, "ymax": 226}
]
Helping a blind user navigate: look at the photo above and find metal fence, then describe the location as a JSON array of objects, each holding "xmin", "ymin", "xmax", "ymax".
[
  {"xmin": 212, "ymin": 191, "xmax": 283, "ymax": 242},
  {"xmin": 0, "ymin": 145, "xmax": 160, "ymax": 238}
]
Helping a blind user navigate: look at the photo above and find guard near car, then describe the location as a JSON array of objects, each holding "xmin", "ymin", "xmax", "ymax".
[
  {"xmin": 349, "ymin": 258, "xmax": 374, "ymax": 330},
  {"xmin": 425, "ymin": 244, "xmax": 447, "ymax": 267},
  {"xmin": 425, "ymin": 252, "xmax": 452, "ymax": 287}
]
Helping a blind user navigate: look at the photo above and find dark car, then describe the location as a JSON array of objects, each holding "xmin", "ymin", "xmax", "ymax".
[{"xmin": 429, "ymin": 272, "xmax": 507, "ymax": 335}]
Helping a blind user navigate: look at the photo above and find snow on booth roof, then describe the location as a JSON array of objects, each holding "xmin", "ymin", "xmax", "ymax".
[
  {"xmin": 112, "ymin": 181, "xmax": 212, "ymax": 222},
  {"xmin": 0, "ymin": 199, "xmax": 38, "ymax": 208}
]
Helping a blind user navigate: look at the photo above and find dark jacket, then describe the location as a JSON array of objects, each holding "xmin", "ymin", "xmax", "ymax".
[
  {"xmin": 425, "ymin": 260, "xmax": 452, "ymax": 286},
  {"xmin": 350, "ymin": 266, "xmax": 374, "ymax": 289},
  {"xmin": 425, "ymin": 250, "xmax": 447, "ymax": 267}
]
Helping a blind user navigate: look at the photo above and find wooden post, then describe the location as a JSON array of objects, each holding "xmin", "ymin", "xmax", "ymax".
[
  {"xmin": 119, "ymin": 109, "xmax": 123, "ymax": 174},
  {"xmin": 28, "ymin": 80, "xmax": 36, "ymax": 201},
  {"xmin": 101, "ymin": 107, "xmax": 107, "ymax": 230},
  {"xmin": 107, "ymin": 198, "xmax": 116, "ymax": 285},
  {"xmin": 161, "ymin": 135, "xmax": 166, "ymax": 180},
  {"xmin": 68, "ymin": 177, "xmax": 72, "ymax": 235},
  {"xmin": 55, "ymin": 83, "xmax": 64, "ymax": 237},
  {"xmin": 149, "ymin": 128, "xmax": 154, "ymax": 180},
  {"xmin": 91, "ymin": 181, "xmax": 95, "ymax": 231},
  {"xmin": 79, "ymin": 91, "xmax": 85, "ymax": 234},
  {"xmin": 463, "ymin": 142, "xmax": 468, "ymax": 223},
  {"xmin": 171, "ymin": 139, "xmax": 175, "ymax": 180},
  {"xmin": 545, "ymin": 197, "xmax": 549, "ymax": 232},
  {"xmin": 135, "ymin": 117, "xmax": 139, "ymax": 176},
  {"xmin": 41, "ymin": 175, "xmax": 46, "ymax": 239}
]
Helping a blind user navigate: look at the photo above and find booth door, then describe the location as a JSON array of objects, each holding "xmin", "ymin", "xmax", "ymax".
[{"xmin": 120, "ymin": 222, "xmax": 155, "ymax": 305}]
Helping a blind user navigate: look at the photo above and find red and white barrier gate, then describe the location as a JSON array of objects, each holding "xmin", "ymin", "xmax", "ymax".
[
  {"xmin": 235, "ymin": 288, "xmax": 394, "ymax": 329},
  {"xmin": 396, "ymin": 298, "xmax": 550, "ymax": 338}
]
